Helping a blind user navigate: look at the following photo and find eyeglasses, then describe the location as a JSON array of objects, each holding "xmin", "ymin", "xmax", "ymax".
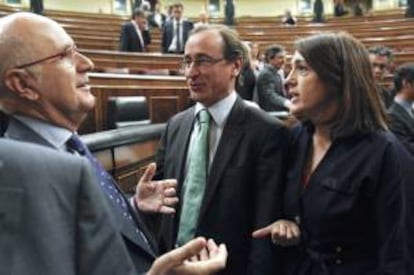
[
  {"xmin": 181, "ymin": 56, "xmax": 226, "ymax": 69},
  {"xmin": 15, "ymin": 44, "xmax": 78, "ymax": 69}
]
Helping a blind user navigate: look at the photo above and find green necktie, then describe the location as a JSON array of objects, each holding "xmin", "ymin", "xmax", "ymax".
[{"xmin": 177, "ymin": 109, "xmax": 210, "ymax": 245}]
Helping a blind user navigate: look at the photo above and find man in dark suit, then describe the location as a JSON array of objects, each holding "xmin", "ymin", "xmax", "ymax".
[
  {"xmin": 0, "ymin": 12, "xmax": 227, "ymax": 274},
  {"xmin": 161, "ymin": 3, "xmax": 193, "ymax": 53},
  {"xmin": 388, "ymin": 63, "xmax": 414, "ymax": 155},
  {"xmin": 0, "ymin": 139, "xmax": 136, "ymax": 275},
  {"xmin": 30, "ymin": 0, "xmax": 44, "ymax": 15},
  {"xmin": 224, "ymin": 0, "xmax": 235, "ymax": 25},
  {"xmin": 256, "ymin": 44, "xmax": 290, "ymax": 112},
  {"xmin": 120, "ymin": 8, "xmax": 151, "ymax": 52},
  {"xmin": 155, "ymin": 24, "xmax": 289, "ymax": 274}
]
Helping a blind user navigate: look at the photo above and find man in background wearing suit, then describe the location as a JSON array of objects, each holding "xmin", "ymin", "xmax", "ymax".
[
  {"xmin": 256, "ymin": 44, "xmax": 290, "ymax": 112},
  {"xmin": 120, "ymin": 8, "xmax": 151, "ymax": 52},
  {"xmin": 0, "ymin": 12, "xmax": 227, "ymax": 274},
  {"xmin": 388, "ymin": 63, "xmax": 414, "ymax": 155},
  {"xmin": 162, "ymin": 3, "xmax": 193, "ymax": 53},
  {"xmin": 156, "ymin": 24, "xmax": 289, "ymax": 274},
  {"xmin": 30, "ymin": 0, "xmax": 44, "ymax": 15}
]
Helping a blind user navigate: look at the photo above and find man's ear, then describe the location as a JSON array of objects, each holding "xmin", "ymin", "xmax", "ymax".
[
  {"xmin": 232, "ymin": 58, "xmax": 242, "ymax": 77},
  {"xmin": 4, "ymin": 69, "xmax": 40, "ymax": 101}
]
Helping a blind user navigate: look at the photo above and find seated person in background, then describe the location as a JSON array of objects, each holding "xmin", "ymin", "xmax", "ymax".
[
  {"xmin": 282, "ymin": 10, "xmax": 297, "ymax": 26},
  {"xmin": 333, "ymin": 0, "xmax": 349, "ymax": 16},
  {"xmin": 194, "ymin": 11, "xmax": 209, "ymax": 28},
  {"xmin": 368, "ymin": 45, "xmax": 395, "ymax": 108},
  {"xmin": 119, "ymin": 8, "xmax": 151, "ymax": 52},
  {"xmin": 388, "ymin": 63, "xmax": 414, "ymax": 155},
  {"xmin": 147, "ymin": 2, "xmax": 166, "ymax": 29},
  {"xmin": 253, "ymin": 32, "xmax": 410, "ymax": 275},
  {"xmin": 0, "ymin": 12, "xmax": 227, "ymax": 274},
  {"xmin": 256, "ymin": 44, "xmax": 291, "ymax": 111},
  {"xmin": 0, "ymin": 139, "xmax": 228, "ymax": 275}
]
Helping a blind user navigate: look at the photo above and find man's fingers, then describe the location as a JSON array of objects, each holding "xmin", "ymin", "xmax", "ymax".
[
  {"xmin": 164, "ymin": 187, "xmax": 176, "ymax": 197},
  {"xmin": 159, "ymin": 206, "xmax": 176, "ymax": 214},
  {"xmin": 140, "ymin": 162, "xmax": 156, "ymax": 183},
  {"xmin": 163, "ymin": 197, "xmax": 179, "ymax": 206}
]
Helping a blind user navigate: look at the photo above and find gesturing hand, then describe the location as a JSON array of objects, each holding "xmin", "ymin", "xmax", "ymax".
[
  {"xmin": 148, "ymin": 237, "xmax": 227, "ymax": 275},
  {"xmin": 252, "ymin": 219, "xmax": 301, "ymax": 247},
  {"xmin": 135, "ymin": 162, "xmax": 178, "ymax": 214}
]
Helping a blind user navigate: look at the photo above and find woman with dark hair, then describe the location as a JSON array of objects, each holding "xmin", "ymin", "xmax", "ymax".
[{"xmin": 253, "ymin": 32, "xmax": 411, "ymax": 274}]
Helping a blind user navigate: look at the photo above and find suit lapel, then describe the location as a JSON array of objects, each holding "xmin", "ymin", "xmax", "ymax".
[{"xmin": 198, "ymin": 98, "xmax": 245, "ymax": 221}]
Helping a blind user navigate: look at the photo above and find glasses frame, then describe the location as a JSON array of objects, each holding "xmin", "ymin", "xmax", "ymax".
[
  {"xmin": 15, "ymin": 45, "xmax": 78, "ymax": 69},
  {"xmin": 181, "ymin": 56, "xmax": 226, "ymax": 70}
]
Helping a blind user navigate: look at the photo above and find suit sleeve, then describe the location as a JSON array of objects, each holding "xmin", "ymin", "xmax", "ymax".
[
  {"xmin": 119, "ymin": 25, "xmax": 129, "ymax": 52},
  {"xmin": 373, "ymin": 142, "xmax": 409, "ymax": 275},
  {"xmin": 249, "ymin": 124, "xmax": 290, "ymax": 275},
  {"xmin": 161, "ymin": 25, "xmax": 169, "ymax": 53},
  {"xmin": 388, "ymin": 113, "xmax": 414, "ymax": 155},
  {"xmin": 257, "ymin": 71, "xmax": 288, "ymax": 110},
  {"xmin": 76, "ymin": 158, "xmax": 137, "ymax": 275}
]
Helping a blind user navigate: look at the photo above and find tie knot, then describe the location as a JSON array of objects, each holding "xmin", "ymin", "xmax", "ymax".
[
  {"xmin": 66, "ymin": 134, "xmax": 87, "ymax": 155},
  {"xmin": 198, "ymin": 109, "xmax": 210, "ymax": 124}
]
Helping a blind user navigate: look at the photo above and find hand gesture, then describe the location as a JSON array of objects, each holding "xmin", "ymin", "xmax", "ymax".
[
  {"xmin": 135, "ymin": 162, "xmax": 178, "ymax": 214},
  {"xmin": 148, "ymin": 237, "xmax": 227, "ymax": 275},
  {"xmin": 252, "ymin": 219, "xmax": 301, "ymax": 247}
]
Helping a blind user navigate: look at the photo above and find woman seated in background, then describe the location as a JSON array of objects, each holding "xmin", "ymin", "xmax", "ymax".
[{"xmin": 253, "ymin": 32, "xmax": 412, "ymax": 275}]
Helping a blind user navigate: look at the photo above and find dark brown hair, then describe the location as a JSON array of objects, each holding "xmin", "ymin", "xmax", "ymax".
[{"xmin": 295, "ymin": 32, "xmax": 388, "ymax": 137}]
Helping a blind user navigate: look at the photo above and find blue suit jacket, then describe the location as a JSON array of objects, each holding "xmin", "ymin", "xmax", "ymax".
[{"xmin": 161, "ymin": 20, "xmax": 193, "ymax": 53}]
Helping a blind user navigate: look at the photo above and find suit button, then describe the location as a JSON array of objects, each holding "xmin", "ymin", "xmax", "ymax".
[
  {"xmin": 335, "ymin": 246, "xmax": 342, "ymax": 252},
  {"xmin": 335, "ymin": 259, "xmax": 342, "ymax": 265},
  {"xmin": 294, "ymin": 216, "xmax": 301, "ymax": 224}
]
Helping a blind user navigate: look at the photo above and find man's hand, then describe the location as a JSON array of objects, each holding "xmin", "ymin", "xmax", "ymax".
[
  {"xmin": 252, "ymin": 219, "xmax": 301, "ymax": 247},
  {"xmin": 135, "ymin": 162, "xmax": 178, "ymax": 214},
  {"xmin": 148, "ymin": 237, "xmax": 227, "ymax": 275}
]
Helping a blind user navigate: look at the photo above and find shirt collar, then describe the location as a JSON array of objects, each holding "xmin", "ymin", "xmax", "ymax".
[
  {"xmin": 194, "ymin": 91, "xmax": 237, "ymax": 127},
  {"xmin": 14, "ymin": 115, "xmax": 74, "ymax": 150}
]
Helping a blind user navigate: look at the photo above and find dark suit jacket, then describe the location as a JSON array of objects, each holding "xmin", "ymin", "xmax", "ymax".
[
  {"xmin": 155, "ymin": 96, "xmax": 289, "ymax": 274},
  {"xmin": 388, "ymin": 102, "xmax": 414, "ymax": 155},
  {"xmin": 256, "ymin": 64, "xmax": 288, "ymax": 112},
  {"xmin": 119, "ymin": 22, "xmax": 151, "ymax": 52},
  {"xmin": 0, "ymin": 139, "xmax": 136, "ymax": 275},
  {"xmin": 161, "ymin": 20, "xmax": 193, "ymax": 53},
  {"xmin": 4, "ymin": 117, "xmax": 157, "ymax": 273},
  {"xmin": 281, "ymin": 124, "xmax": 407, "ymax": 275}
]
